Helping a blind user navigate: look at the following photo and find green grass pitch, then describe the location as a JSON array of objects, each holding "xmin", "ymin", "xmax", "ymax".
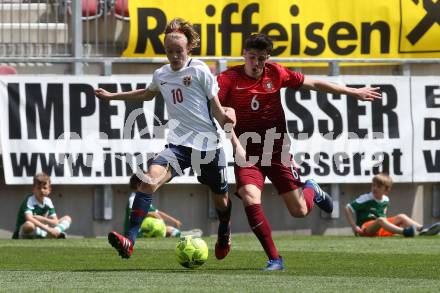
[{"xmin": 1, "ymin": 235, "xmax": 439, "ymax": 292}]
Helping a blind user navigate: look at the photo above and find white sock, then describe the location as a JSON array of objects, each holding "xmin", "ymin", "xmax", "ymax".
[
  {"xmin": 170, "ymin": 227, "xmax": 181, "ymax": 237},
  {"xmin": 57, "ymin": 219, "xmax": 71, "ymax": 232},
  {"xmin": 35, "ymin": 227, "xmax": 47, "ymax": 238}
]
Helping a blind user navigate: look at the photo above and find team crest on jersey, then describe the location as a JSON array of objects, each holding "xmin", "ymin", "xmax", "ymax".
[
  {"xmin": 183, "ymin": 75, "xmax": 192, "ymax": 86},
  {"xmin": 264, "ymin": 79, "xmax": 273, "ymax": 91}
]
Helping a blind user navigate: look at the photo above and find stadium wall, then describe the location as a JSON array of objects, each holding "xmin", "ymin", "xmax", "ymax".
[
  {"xmin": 1, "ymin": 65, "xmax": 439, "ymax": 238},
  {"xmin": 1, "ymin": 66, "xmax": 439, "ymax": 238},
  {"xmin": 1, "ymin": 167, "xmax": 438, "ymax": 238}
]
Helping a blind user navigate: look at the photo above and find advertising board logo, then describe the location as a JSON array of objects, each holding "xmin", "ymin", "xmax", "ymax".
[{"xmin": 399, "ymin": 0, "xmax": 440, "ymax": 52}]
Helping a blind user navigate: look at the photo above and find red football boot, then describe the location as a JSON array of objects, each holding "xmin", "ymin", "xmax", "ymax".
[
  {"xmin": 215, "ymin": 224, "xmax": 231, "ymax": 260},
  {"xmin": 108, "ymin": 231, "xmax": 133, "ymax": 259}
]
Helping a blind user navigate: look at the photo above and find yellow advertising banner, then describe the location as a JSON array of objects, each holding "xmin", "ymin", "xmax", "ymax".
[{"xmin": 123, "ymin": 0, "xmax": 440, "ymax": 58}]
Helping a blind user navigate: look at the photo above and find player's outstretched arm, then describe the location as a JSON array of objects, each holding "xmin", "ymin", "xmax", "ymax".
[
  {"xmin": 95, "ymin": 87, "xmax": 158, "ymax": 101},
  {"xmin": 301, "ymin": 77, "xmax": 382, "ymax": 102}
]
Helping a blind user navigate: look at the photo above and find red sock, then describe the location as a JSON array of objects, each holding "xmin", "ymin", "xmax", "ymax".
[
  {"xmin": 245, "ymin": 204, "xmax": 279, "ymax": 260},
  {"xmin": 302, "ymin": 187, "xmax": 315, "ymax": 215}
]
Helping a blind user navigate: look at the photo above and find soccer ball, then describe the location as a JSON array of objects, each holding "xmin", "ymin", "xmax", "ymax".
[
  {"xmin": 140, "ymin": 217, "xmax": 166, "ymax": 238},
  {"xmin": 175, "ymin": 235, "xmax": 208, "ymax": 269}
]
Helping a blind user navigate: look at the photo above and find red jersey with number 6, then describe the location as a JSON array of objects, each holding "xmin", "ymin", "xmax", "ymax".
[{"xmin": 218, "ymin": 62, "xmax": 304, "ymax": 154}]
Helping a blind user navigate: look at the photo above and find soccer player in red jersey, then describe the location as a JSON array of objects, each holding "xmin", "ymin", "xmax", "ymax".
[{"xmin": 217, "ymin": 33, "xmax": 382, "ymax": 271}]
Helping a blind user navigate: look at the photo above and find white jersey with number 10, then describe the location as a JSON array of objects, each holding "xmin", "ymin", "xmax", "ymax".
[{"xmin": 149, "ymin": 58, "xmax": 221, "ymax": 151}]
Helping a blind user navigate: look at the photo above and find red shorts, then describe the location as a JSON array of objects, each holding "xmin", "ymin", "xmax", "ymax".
[
  {"xmin": 360, "ymin": 217, "xmax": 396, "ymax": 237},
  {"xmin": 234, "ymin": 152, "xmax": 302, "ymax": 194}
]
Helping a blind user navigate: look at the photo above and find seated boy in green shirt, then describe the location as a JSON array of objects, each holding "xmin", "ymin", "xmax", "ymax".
[
  {"xmin": 344, "ymin": 173, "xmax": 440, "ymax": 237},
  {"xmin": 13, "ymin": 173, "xmax": 72, "ymax": 239}
]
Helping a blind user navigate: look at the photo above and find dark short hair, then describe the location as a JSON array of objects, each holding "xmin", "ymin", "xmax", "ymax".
[
  {"xmin": 244, "ymin": 33, "xmax": 273, "ymax": 54},
  {"xmin": 129, "ymin": 173, "xmax": 142, "ymax": 190}
]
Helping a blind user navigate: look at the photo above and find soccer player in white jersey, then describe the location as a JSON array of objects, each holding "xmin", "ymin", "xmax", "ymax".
[{"xmin": 95, "ymin": 18, "xmax": 236, "ymax": 260}]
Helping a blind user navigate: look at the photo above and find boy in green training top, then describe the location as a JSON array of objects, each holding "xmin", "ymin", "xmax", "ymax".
[
  {"xmin": 344, "ymin": 173, "xmax": 440, "ymax": 237},
  {"xmin": 12, "ymin": 173, "xmax": 72, "ymax": 239}
]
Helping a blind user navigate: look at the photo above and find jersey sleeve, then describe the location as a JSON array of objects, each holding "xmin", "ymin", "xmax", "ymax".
[
  {"xmin": 198, "ymin": 64, "xmax": 219, "ymax": 100},
  {"xmin": 24, "ymin": 197, "xmax": 35, "ymax": 215},
  {"xmin": 278, "ymin": 64, "xmax": 304, "ymax": 89},
  {"xmin": 148, "ymin": 70, "xmax": 160, "ymax": 92},
  {"xmin": 217, "ymin": 72, "xmax": 232, "ymax": 105},
  {"xmin": 45, "ymin": 198, "xmax": 57, "ymax": 218},
  {"xmin": 348, "ymin": 197, "xmax": 366, "ymax": 213}
]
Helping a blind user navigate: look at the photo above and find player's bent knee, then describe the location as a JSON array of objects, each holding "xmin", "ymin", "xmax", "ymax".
[
  {"xmin": 376, "ymin": 217, "xmax": 387, "ymax": 224},
  {"xmin": 238, "ymin": 185, "xmax": 262, "ymax": 205},
  {"xmin": 395, "ymin": 213, "xmax": 408, "ymax": 220},
  {"xmin": 239, "ymin": 192, "xmax": 260, "ymax": 206},
  {"xmin": 22, "ymin": 221, "xmax": 35, "ymax": 234},
  {"xmin": 61, "ymin": 215, "xmax": 72, "ymax": 223},
  {"xmin": 210, "ymin": 193, "xmax": 229, "ymax": 209}
]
